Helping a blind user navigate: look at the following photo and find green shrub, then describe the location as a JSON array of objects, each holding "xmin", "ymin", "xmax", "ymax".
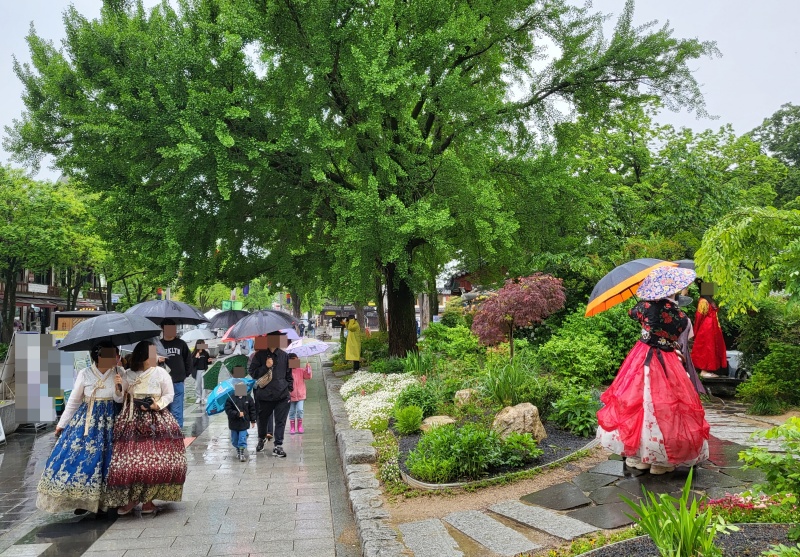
[
  {"xmin": 738, "ymin": 343, "xmax": 800, "ymax": 413},
  {"xmin": 499, "ymin": 432, "xmax": 543, "ymax": 467},
  {"xmin": 370, "ymin": 357, "xmax": 407, "ymax": 374},
  {"xmin": 762, "ymin": 543, "xmax": 800, "ymax": 557},
  {"xmin": 365, "ymin": 415, "xmax": 389, "ymax": 434},
  {"xmin": 551, "ymin": 386, "xmax": 601, "ymax": 437},
  {"xmin": 395, "ymin": 405, "xmax": 424, "ymax": 434},
  {"xmin": 737, "ymin": 373, "xmax": 786, "ymax": 415},
  {"xmin": 361, "ymin": 331, "xmax": 389, "ymax": 364},
  {"xmin": 483, "ymin": 358, "xmax": 530, "ymax": 406},
  {"xmin": 396, "ymin": 382, "xmax": 439, "ymax": 418},
  {"xmin": 403, "ymin": 350, "xmax": 436, "ymax": 376},
  {"xmin": 419, "ymin": 324, "xmax": 483, "ymax": 360},
  {"xmin": 557, "ymin": 303, "xmax": 641, "ymax": 370},
  {"xmin": 440, "ymin": 297, "xmax": 466, "ymax": 328},
  {"xmin": 519, "ymin": 374, "xmax": 567, "ymax": 421},
  {"xmin": 406, "ymin": 454, "xmax": 457, "ymax": 483},
  {"xmin": 537, "ymin": 333, "xmax": 614, "ymax": 385},
  {"xmin": 0, "ymin": 343, "xmax": 8, "ymax": 362},
  {"xmin": 740, "ymin": 417, "xmax": 800, "ymax": 497},
  {"xmin": 730, "ymin": 297, "xmax": 800, "ymax": 373}
]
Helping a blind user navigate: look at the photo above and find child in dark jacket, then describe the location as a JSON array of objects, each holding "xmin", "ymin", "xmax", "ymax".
[{"xmin": 225, "ymin": 383, "xmax": 257, "ymax": 462}]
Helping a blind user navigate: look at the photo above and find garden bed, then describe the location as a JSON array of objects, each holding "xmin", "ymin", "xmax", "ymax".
[
  {"xmin": 576, "ymin": 523, "xmax": 791, "ymax": 557},
  {"xmin": 397, "ymin": 422, "xmax": 595, "ymax": 488}
]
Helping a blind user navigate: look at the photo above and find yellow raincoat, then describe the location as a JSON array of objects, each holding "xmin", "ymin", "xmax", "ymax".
[{"xmin": 345, "ymin": 319, "xmax": 362, "ymax": 362}]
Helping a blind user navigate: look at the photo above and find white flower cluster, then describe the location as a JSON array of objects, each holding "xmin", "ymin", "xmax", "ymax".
[{"xmin": 340, "ymin": 371, "xmax": 417, "ymax": 429}]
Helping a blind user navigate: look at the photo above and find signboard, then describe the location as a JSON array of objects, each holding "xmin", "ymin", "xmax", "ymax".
[
  {"xmin": 28, "ymin": 283, "xmax": 49, "ymax": 294},
  {"xmin": 222, "ymin": 300, "xmax": 232, "ymax": 310},
  {"xmin": 231, "ymin": 301, "xmax": 243, "ymax": 310},
  {"xmin": 111, "ymin": 293, "xmax": 122, "ymax": 304},
  {"xmin": 324, "ymin": 311, "xmax": 337, "ymax": 316},
  {"xmin": 55, "ymin": 316, "xmax": 91, "ymax": 331}
]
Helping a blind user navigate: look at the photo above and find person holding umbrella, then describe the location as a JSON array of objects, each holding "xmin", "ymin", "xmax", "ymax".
[
  {"xmin": 249, "ymin": 331, "xmax": 299, "ymax": 456},
  {"xmin": 596, "ymin": 266, "xmax": 710, "ymax": 475},
  {"xmin": 36, "ymin": 342, "xmax": 123, "ymax": 515},
  {"xmin": 160, "ymin": 319, "xmax": 193, "ymax": 428},
  {"xmin": 106, "ymin": 341, "xmax": 187, "ymax": 515}
]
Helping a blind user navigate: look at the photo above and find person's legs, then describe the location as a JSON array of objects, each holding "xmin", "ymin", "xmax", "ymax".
[
  {"xmin": 169, "ymin": 381, "xmax": 185, "ymax": 428},
  {"xmin": 195, "ymin": 370, "xmax": 205, "ymax": 403},
  {"xmin": 266, "ymin": 411, "xmax": 274, "ymax": 439},
  {"xmin": 230, "ymin": 429, "xmax": 238, "ymax": 448},
  {"xmin": 236, "ymin": 430, "xmax": 248, "ymax": 449},
  {"xmin": 352, "ymin": 360, "xmax": 360, "ymax": 371},
  {"xmin": 296, "ymin": 399, "xmax": 305, "ymax": 433},
  {"xmin": 256, "ymin": 399, "xmax": 275, "ymax": 450},
  {"xmin": 289, "ymin": 401, "xmax": 297, "ymax": 434},
  {"xmin": 272, "ymin": 398, "xmax": 290, "ymax": 457}
]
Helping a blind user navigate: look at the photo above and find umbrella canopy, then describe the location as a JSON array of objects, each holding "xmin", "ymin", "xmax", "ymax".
[
  {"xmin": 206, "ymin": 376, "xmax": 255, "ymax": 416},
  {"xmin": 674, "ymin": 259, "xmax": 695, "ymax": 270},
  {"xmin": 204, "ymin": 308, "xmax": 223, "ymax": 319},
  {"xmin": 125, "ymin": 300, "xmax": 209, "ymax": 325},
  {"xmin": 118, "ymin": 336, "xmax": 169, "ymax": 357},
  {"xmin": 208, "ymin": 310, "xmax": 250, "ymax": 331},
  {"xmin": 223, "ymin": 310, "xmax": 297, "ymax": 341},
  {"xmin": 286, "ymin": 339, "xmax": 331, "ymax": 358},
  {"xmin": 585, "ymin": 258, "xmax": 678, "ymax": 317},
  {"xmin": 180, "ymin": 328, "xmax": 217, "ymax": 343},
  {"xmin": 637, "ymin": 267, "xmax": 697, "ymax": 301},
  {"xmin": 221, "ymin": 326, "xmax": 299, "ymax": 343},
  {"xmin": 57, "ymin": 313, "xmax": 163, "ymax": 352}
]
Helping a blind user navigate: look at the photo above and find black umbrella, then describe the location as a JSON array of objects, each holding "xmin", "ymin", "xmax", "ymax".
[
  {"xmin": 674, "ymin": 259, "xmax": 695, "ymax": 270},
  {"xmin": 208, "ymin": 309, "xmax": 250, "ymax": 330},
  {"xmin": 585, "ymin": 258, "xmax": 677, "ymax": 317},
  {"xmin": 118, "ymin": 336, "xmax": 169, "ymax": 357},
  {"xmin": 125, "ymin": 300, "xmax": 209, "ymax": 325},
  {"xmin": 56, "ymin": 313, "xmax": 163, "ymax": 352},
  {"xmin": 224, "ymin": 310, "xmax": 297, "ymax": 340}
]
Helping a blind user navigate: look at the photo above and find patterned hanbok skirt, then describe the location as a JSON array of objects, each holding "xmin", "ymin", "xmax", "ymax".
[
  {"xmin": 37, "ymin": 400, "xmax": 116, "ymax": 513},
  {"xmin": 104, "ymin": 401, "xmax": 187, "ymax": 507},
  {"xmin": 596, "ymin": 341, "xmax": 710, "ymax": 467}
]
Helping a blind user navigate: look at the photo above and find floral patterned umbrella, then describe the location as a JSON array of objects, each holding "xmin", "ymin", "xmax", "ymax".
[{"xmin": 636, "ymin": 267, "xmax": 697, "ymax": 301}]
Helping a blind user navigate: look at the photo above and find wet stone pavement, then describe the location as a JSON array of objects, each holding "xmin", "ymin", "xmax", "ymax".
[{"xmin": 0, "ymin": 361, "xmax": 358, "ymax": 557}]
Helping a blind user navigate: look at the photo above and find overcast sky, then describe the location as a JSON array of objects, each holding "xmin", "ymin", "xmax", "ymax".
[{"xmin": 1, "ymin": 0, "xmax": 798, "ymax": 179}]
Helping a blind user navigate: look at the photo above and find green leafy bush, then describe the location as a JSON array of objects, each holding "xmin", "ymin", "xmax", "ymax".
[
  {"xmin": 499, "ymin": 432, "xmax": 543, "ymax": 467},
  {"xmin": 370, "ymin": 357, "xmax": 407, "ymax": 375},
  {"xmin": 537, "ymin": 333, "xmax": 615, "ymax": 385},
  {"xmin": 403, "ymin": 350, "xmax": 436, "ymax": 376},
  {"xmin": 739, "ymin": 417, "xmax": 800, "ymax": 497},
  {"xmin": 519, "ymin": 374, "xmax": 567, "ymax": 421},
  {"xmin": 365, "ymin": 415, "xmax": 389, "ymax": 434},
  {"xmin": 419, "ymin": 324, "xmax": 483, "ymax": 360},
  {"xmin": 762, "ymin": 543, "xmax": 800, "ymax": 557},
  {"xmin": 738, "ymin": 343, "xmax": 800, "ymax": 413},
  {"xmin": 395, "ymin": 405, "xmax": 424, "ymax": 434},
  {"xmin": 396, "ymin": 383, "xmax": 439, "ymax": 418},
  {"xmin": 729, "ymin": 297, "xmax": 800, "ymax": 373},
  {"xmin": 622, "ymin": 469, "xmax": 738, "ymax": 557},
  {"xmin": 440, "ymin": 296, "xmax": 466, "ymax": 328},
  {"xmin": 551, "ymin": 386, "xmax": 601, "ymax": 437},
  {"xmin": 483, "ymin": 358, "xmax": 530, "ymax": 406},
  {"xmin": 0, "ymin": 343, "xmax": 8, "ymax": 363},
  {"xmin": 360, "ymin": 331, "xmax": 389, "ymax": 364}
]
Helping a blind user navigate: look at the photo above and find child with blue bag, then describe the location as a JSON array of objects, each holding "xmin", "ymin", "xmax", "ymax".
[{"xmin": 225, "ymin": 382, "xmax": 257, "ymax": 462}]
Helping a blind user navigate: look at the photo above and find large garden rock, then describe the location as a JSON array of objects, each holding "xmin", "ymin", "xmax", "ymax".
[
  {"xmin": 492, "ymin": 403, "xmax": 547, "ymax": 441},
  {"xmin": 420, "ymin": 415, "xmax": 456, "ymax": 433},
  {"xmin": 454, "ymin": 388, "xmax": 479, "ymax": 406}
]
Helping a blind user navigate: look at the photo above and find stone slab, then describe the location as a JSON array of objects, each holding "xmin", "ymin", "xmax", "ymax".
[
  {"xmin": 398, "ymin": 519, "xmax": 463, "ymax": 557},
  {"xmin": 567, "ymin": 501, "xmax": 639, "ymax": 530},
  {"xmin": 616, "ymin": 475, "xmax": 672, "ymax": 497},
  {"xmin": 443, "ymin": 510, "xmax": 540, "ymax": 556},
  {"xmin": 572, "ymin": 472, "xmax": 618, "ymax": 492},
  {"xmin": 490, "ymin": 501, "xmax": 598, "ymax": 540},
  {"xmin": 720, "ymin": 466, "xmax": 766, "ymax": 483},
  {"xmin": 691, "ymin": 468, "xmax": 745, "ymax": 490},
  {"xmin": 520, "ymin": 482, "xmax": 592, "ymax": 511},
  {"xmin": 589, "ymin": 486, "xmax": 640, "ymax": 505},
  {"xmin": 587, "ymin": 460, "xmax": 626, "ymax": 477},
  {"xmin": 705, "ymin": 486, "xmax": 748, "ymax": 499}
]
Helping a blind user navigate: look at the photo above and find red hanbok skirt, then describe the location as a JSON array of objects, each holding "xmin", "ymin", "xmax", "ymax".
[
  {"xmin": 597, "ymin": 341, "xmax": 709, "ymax": 466},
  {"xmin": 691, "ymin": 305, "xmax": 728, "ymax": 372}
]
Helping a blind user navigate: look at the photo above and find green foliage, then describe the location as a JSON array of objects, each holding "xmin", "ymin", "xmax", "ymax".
[
  {"xmin": 406, "ymin": 423, "xmax": 542, "ymax": 483},
  {"xmin": 762, "ymin": 544, "xmax": 800, "ymax": 557},
  {"xmin": 0, "ymin": 343, "xmax": 8, "ymax": 363},
  {"xmin": 739, "ymin": 418, "xmax": 800, "ymax": 498},
  {"xmin": 419, "ymin": 324, "xmax": 483, "ymax": 360},
  {"xmin": 729, "ymin": 297, "xmax": 800, "ymax": 373},
  {"xmin": 483, "ymin": 358, "xmax": 531, "ymax": 407},
  {"xmin": 365, "ymin": 415, "xmax": 389, "ymax": 434},
  {"xmin": 551, "ymin": 386, "xmax": 602, "ymax": 437},
  {"xmin": 543, "ymin": 527, "xmax": 643, "ymax": 557},
  {"xmin": 396, "ymin": 383, "xmax": 439, "ymax": 418},
  {"xmin": 369, "ymin": 357, "xmax": 407, "ymax": 375},
  {"xmin": 402, "ymin": 351, "xmax": 436, "ymax": 376},
  {"xmin": 394, "ymin": 406, "xmax": 424, "ymax": 435},
  {"xmin": 373, "ymin": 432, "xmax": 409, "ymax": 495},
  {"xmin": 704, "ymin": 493, "xmax": 800, "ymax": 527},
  {"xmin": 537, "ymin": 334, "xmax": 615, "ymax": 385},
  {"xmin": 737, "ymin": 343, "xmax": 800, "ymax": 413},
  {"xmin": 518, "ymin": 374, "xmax": 568, "ymax": 422},
  {"xmin": 622, "ymin": 469, "xmax": 739, "ymax": 557},
  {"xmin": 440, "ymin": 297, "xmax": 466, "ymax": 328},
  {"xmin": 360, "ymin": 331, "xmax": 390, "ymax": 364}
]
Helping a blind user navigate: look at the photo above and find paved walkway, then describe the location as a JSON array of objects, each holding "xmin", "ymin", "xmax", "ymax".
[{"xmin": 0, "ymin": 360, "xmax": 358, "ymax": 557}]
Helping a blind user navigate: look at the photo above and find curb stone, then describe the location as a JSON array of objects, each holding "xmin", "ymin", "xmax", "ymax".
[{"xmin": 322, "ymin": 366, "xmax": 407, "ymax": 557}]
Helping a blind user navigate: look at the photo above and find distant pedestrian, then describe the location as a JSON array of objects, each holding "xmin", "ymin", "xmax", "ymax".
[
  {"xmin": 299, "ymin": 322, "xmax": 306, "ymax": 337},
  {"xmin": 225, "ymin": 383, "xmax": 257, "ymax": 462},
  {"xmin": 37, "ymin": 342, "xmax": 122, "ymax": 515},
  {"xmin": 160, "ymin": 319, "xmax": 193, "ymax": 427},
  {"xmin": 289, "ymin": 363, "xmax": 312, "ymax": 434},
  {"xmin": 345, "ymin": 315, "xmax": 361, "ymax": 371},
  {"xmin": 192, "ymin": 342, "xmax": 213, "ymax": 405},
  {"xmin": 249, "ymin": 331, "xmax": 297, "ymax": 457},
  {"xmin": 107, "ymin": 341, "xmax": 187, "ymax": 515}
]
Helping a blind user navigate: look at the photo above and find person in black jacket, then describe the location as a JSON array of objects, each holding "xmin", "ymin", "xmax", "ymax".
[
  {"xmin": 248, "ymin": 331, "xmax": 299, "ymax": 457},
  {"xmin": 225, "ymin": 382, "xmax": 257, "ymax": 462},
  {"xmin": 160, "ymin": 319, "xmax": 193, "ymax": 428}
]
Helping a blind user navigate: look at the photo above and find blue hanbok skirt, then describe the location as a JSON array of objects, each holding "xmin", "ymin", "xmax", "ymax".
[{"xmin": 36, "ymin": 399, "xmax": 116, "ymax": 513}]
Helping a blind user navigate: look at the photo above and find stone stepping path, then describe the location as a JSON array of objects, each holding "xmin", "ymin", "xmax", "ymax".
[
  {"xmin": 444, "ymin": 510, "xmax": 541, "ymax": 556},
  {"xmin": 399, "ymin": 519, "xmax": 464, "ymax": 557},
  {"xmin": 490, "ymin": 500, "xmax": 599, "ymax": 540},
  {"xmin": 706, "ymin": 409, "xmax": 784, "ymax": 452}
]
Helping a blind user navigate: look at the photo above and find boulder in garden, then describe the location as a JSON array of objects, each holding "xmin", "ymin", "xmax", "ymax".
[
  {"xmin": 454, "ymin": 388, "xmax": 479, "ymax": 407},
  {"xmin": 492, "ymin": 403, "xmax": 547, "ymax": 441},
  {"xmin": 420, "ymin": 415, "xmax": 456, "ymax": 433}
]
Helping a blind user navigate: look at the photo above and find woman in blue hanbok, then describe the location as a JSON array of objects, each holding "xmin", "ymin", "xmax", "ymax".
[{"xmin": 36, "ymin": 343, "xmax": 122, "ymax": 514}]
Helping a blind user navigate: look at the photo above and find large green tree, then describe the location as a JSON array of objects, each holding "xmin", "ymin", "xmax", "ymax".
[
  {"xmin": 6, "ymin": 0, "xmax": 717, "ymax": 355},
  {"xmin": 751, "ymin": 103, "xmax": 800, "ymax": 205}
]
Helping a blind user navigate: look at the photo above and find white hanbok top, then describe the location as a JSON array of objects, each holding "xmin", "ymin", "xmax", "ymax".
[
  {"xmin": 57, "ymin": 365, "xmax": 122, "ymax": 430},
  {"xmin": 113, "ymin": 366, "xmax": 175, "ymax": 409}
]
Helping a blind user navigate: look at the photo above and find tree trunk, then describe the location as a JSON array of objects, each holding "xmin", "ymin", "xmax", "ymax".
[
  {"xmin": 375, "ymin": 273, "xmax": 387, "ymax": 333},
  {"xmin": 429, "ymin": 279, "xmax": 439, "ymax": 318},
  {"xmin": 1, "ymin": 265, "xmax": 17, "ymax": 343},
  {"xmin": 355, "ymin": 302, "xmax": 365, "ymax": 330},
  {"xmin": 418, "ymin": 293, "xmax": 430, "ymax": 331},
  {"xmin": 69, "ymin": 270, "xmax": 82, "ymax": 311},
  {"xmin": 385, "ymin": 263, "xmax": 417, "ymax": 356},
  {"xmin": 290, "ymin": 289, "xmax": 301, "ymax": 319},
  {"xmin": 508, "ymin": 324, "xmax": 514, "ymax": 362}
]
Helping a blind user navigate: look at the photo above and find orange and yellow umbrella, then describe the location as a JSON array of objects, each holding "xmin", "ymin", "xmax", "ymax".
[{"xmin": 585, "ymin": 258, "xmax": 678, "ymax": 317}]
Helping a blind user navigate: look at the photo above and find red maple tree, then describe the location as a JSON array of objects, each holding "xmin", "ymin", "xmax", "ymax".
[{"xmin": 471, "ymin": 273, "xmax": 566, "ymax": 360}]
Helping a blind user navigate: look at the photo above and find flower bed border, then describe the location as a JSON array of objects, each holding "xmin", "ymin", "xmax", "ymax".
[{"xmin": 400, "ymin": 437, "xmax": 599, "ymax": 490}]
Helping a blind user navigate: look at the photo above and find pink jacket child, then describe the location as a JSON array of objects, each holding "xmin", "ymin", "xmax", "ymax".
[{"xmin": 289, "ymin": 363, "xmax": 312, "ymax": 434}]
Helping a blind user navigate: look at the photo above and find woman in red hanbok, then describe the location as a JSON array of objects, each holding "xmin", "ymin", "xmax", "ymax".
[
  {"xmin": 596, "ymin": 267, "xmax": 709, "ymax": 474},
  {"xmin": 691, "ymin": 297, "xmax": 728, "ymax": 377}
]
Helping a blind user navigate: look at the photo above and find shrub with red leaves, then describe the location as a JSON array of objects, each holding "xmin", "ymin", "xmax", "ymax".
[{"xmin": 471, "ymin": 273, "xmax": 566, "ymax": 360}]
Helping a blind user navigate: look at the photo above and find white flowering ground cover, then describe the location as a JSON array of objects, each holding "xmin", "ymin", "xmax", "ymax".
[{"xmin": 340, "ymin": 371, "xmax": 417, "ymax": 429}]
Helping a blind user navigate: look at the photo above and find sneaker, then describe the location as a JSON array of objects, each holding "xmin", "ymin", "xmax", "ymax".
[
  {"xmin": 239, "ymin": 451, "xmax": 247, "ymax": 462},
  {"xmin": 649, "ymin": 464, "xmax": 676, "ymax": 475},
  {"xmin": 272, "ymin": 445, "xmax": 286, "ymax": 458},
  {"xmin": 625, "ymin": 457, "xmax": 651, "ymax": 470},
  {"xmin": 256, "ymin": 438, "xmax": 266, "ymax": 452}
]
